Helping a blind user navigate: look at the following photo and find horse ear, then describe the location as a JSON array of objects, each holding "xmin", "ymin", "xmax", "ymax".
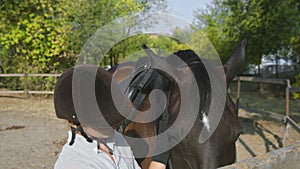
[
  {"xmin": 223, "ymin": 39, "xmax": 247, "ymax": 84},
  {"xmin": 142, "ymin": 44, "xmax": 182, "ymax": 79},
  {"xmin": 142, "ymin": 44, "xmax": 160, "ymax": 68}
]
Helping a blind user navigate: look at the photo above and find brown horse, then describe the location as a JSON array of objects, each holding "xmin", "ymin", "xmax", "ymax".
[{"xmin": 109, "ymin": 40, "xmax": 246, "ymax": 169}]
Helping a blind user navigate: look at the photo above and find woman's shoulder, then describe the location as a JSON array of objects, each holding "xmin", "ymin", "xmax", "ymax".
[{"xmin": 114, "ymin": 131, "xmax": 129, "ymax": 144}]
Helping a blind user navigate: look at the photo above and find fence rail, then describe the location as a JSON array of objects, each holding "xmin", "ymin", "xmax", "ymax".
[
  {"xmin": 236, "ymin": 76, "xmax": 287, "ymax": 85},
  {"xmin": 221, "ymin": 142, "xmax": 300, "ymax": 169},
  {"xmin": 0, "ymin": 73, "xmax": 61, "ymax": 77}
]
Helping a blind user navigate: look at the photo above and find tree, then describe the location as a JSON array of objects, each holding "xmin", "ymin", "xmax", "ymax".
[
  {"xmin": 194, "ymin": 0, "xmax": 300, "ymax": 66},
  {"xmin": 61, "ymin": 0, "xmax": 168, "ymax": 67},
  {"xmin": 0, "ymin": 0, "xmax": 67, "ymax": 73},
  {"xmin": 0, "ymin": 0, "xmax": 70, "ymax": 90},
  {"xmin": 0, "ymin": 0, "xmax": 167, "ymax": 90}
]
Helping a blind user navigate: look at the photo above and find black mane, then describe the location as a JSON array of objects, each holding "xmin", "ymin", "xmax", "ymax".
[
  {"xmin": 167, "ymin": 50, "xmax": 212, "ymax": 116},
  {"xmin": 166, "ymin": 50, "xmax": 202, "ymax": 67}
]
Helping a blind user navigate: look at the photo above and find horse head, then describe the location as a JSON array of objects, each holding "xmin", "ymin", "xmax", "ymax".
[
  {"xmin": 109, "ymin": 40, "xmax": 246, "ymax": 169},
  {"xmin": 123, "ymin": 41, "xmax": 246, "ymax": 169}
]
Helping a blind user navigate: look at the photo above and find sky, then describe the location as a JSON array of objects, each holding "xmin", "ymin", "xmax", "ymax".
[{"xmin": 166, "ymin": 0, "xmax": 211, "ymax": 23}]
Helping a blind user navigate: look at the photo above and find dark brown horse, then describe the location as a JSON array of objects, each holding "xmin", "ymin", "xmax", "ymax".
[{"xmin": 109, "ymin": 40, "xmax": 246, "ymax": 169}]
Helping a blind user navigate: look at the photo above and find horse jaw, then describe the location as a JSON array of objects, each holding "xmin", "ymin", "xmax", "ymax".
[{"xmin": 223, "ymin": 39, "xmax": 247, "ymax": 84}]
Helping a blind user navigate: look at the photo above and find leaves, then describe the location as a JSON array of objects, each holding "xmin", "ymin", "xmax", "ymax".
[
  {"xmin": 0, "ymin": 0, "xmax": 167, "ymax": 90},
  {"xmin": 194, "ymin": 0, "xmax": 300, "ymax": 65}
]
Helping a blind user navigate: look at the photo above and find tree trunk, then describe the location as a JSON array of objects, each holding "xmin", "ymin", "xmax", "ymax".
[{"xmin": 275, "ymin": 54, "xmax": 279, "ymax": 78}]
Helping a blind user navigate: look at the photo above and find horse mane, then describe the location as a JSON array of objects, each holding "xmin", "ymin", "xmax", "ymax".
[
  {"xmin": 166, "ymin": 50, "xmax": 212, "ymax": 118},
  {"xmin": 166, "ymin": 50, "xmax": 202, "ymax": 67}
]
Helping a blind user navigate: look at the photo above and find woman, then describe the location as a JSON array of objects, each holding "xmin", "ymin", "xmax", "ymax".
[{"xmin": 54, "ymin": 64, "xmax": 167, "ymax": 169}]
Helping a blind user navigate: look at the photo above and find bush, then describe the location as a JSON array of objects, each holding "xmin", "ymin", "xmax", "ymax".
[{"xmin": 292, "ymin": 73, "xmax": 300, "ymax": 99}]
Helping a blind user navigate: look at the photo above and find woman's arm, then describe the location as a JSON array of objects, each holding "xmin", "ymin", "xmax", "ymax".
[{"xmin": 148, "ymin": 161, "xmax": 166, "ymax": 169}]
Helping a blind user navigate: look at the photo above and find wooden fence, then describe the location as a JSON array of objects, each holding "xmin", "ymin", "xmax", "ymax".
[
  {"xmin": 221, "ymin": 141, "xmax": 300, "ymax": 169},
  {"xmin": 0, "ymin": 73, "xmax": 60, "ymax": 97},
  {"xmin": 235, "ymin": 76, "xmax": 300, "ymax": 134},
  {"xmin": 1, "ymin": 74, "xmax": 300, "ymax": 134}
]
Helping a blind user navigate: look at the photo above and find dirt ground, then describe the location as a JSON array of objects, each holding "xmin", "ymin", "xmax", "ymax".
[{"xmin": 0, "ymin": 96, "xmax": 299, "ymax": 169}]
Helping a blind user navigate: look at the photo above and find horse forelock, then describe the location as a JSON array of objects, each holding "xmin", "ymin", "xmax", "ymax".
[
  {"xmin": 167, "ymin": 50, "xmax": 212, "ymax": 113},
  {"xmin": 167, "ymin": 49, "xmax": 201, "ymax": 67}
]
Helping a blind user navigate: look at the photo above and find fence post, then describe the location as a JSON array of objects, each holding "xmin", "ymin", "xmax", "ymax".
[
  {"xmin": 285, "ymin": 79, "xmax": 290, "ymax": 117},
  {"xmin": 25, "ymin": 73, "xmax": 29, "ymax": 99},
  {"xmin": 283, "ymin": 79, "xmax": 291, "ymax": 142}
]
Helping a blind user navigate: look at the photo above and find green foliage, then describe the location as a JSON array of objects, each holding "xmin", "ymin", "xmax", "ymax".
[
  {"xmin": 194, "ymin": 0, "xmax": 300, "ymax": 65},
  {"xmin": 0, "ymin": 0, "xmax": 164, "ymax": 91},
  {"xmin": 293, "ymin": 73, "xmax": 300, "ymax": 99},
  {"xmin": 61, "ymin": 0, "xmax": 146, "ymax": 57},
  {"xmin": 26, "ymin": 76, "xmax": 58, "ymax": 91},
  {"xmin": 105, "ymin": 34, "xmax": 190, "ymax": 64},
  {"xmin": 0, "ymin": 0, "xmax": 67, "ymax": 72},
  {"xmin": 0, "ymin": 0, "xmax": 68, "ymax": 89}
]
